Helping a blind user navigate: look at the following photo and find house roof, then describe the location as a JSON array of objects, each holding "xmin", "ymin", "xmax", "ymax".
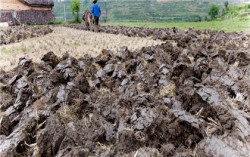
[{"xmin": 19, "ymin": 0, "xmax": 54, "ymax": 7}]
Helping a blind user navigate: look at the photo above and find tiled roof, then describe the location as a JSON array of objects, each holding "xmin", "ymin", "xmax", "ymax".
[{"xmin": 19, "ymin": 0, "xmax": 54, "ymax": 7}]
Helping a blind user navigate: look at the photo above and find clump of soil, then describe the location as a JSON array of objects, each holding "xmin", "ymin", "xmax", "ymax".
[
  {"xmin": 0, "ymin": 26, "xmax": 53, "ymax": 45},
  {"xmin": 0, "ymin": 26, "xmax": 250, "ymax": 156}
]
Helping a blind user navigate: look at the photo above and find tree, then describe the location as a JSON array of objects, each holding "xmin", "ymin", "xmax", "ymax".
[
  {"xmin": 70, "ymin": 0, "xmax": 81, "ymax": 23},
  {"xmin": 208, "ymin": 5, "xmax": 220, "ymax": 19},
  {"xmin": 224, "ymin": 1, "xmax": 229, "ymax": 10},
  {"xmin": 204, "ymin": 16, "xmax": 208, "ymax": 21}
]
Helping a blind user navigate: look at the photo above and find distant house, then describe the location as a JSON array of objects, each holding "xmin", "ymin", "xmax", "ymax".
[{"xmin": 0, "ymin": 0, "xmax": 55, "ymax": 25}]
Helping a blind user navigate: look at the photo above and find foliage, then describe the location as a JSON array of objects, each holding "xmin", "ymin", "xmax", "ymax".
[
  {"xmin": 67, "ymin": 20, "xmax": 75, "ymax": 24},
  {"xmin": 224, "ymin": 1, "xmax": 229, "ymax": 10},
  {"xmin": 53, "ymin": 0, "xmax": 248, "ymax": 23},
  {"xmin": 208, "ymin": 5, "xmax": 220, "ymax": 19},
  {"xmin": 70, "ymin": 0, "xmax": 81, "ymax": 23},
  {"xmin": 53, "ymin": 0, "xmax": 215, "ymax": 23},
  {"xmin": 220, "ymin": 4, "xmax": 249, "ymax": 20},
  {"xmin": 184, "ymin": 14, "xmax": 202, "ymax": 22},
  {"xmin": 105, "ymin": 18, "xmax": 250, "ymax": 33},
  {"xmin": 29, "ymin": 23, "xmax": 41, "ymax": 26},
  {"xmin": 47, "ymin": 20, "xmax": 63, "ymax": 25},
  {"xmin": 204, "ymin": 16, "xmax": 208, "ymax": 21},
  {"xmin": 47, "ymin": 21, "xmax": 54, "ymax": 25},
  {"xmin": 55, "ymin": 20, "xmax": 63, "ymax": 24}
]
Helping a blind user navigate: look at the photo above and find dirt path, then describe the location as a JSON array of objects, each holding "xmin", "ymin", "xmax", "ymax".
[{"xmin": 0, "ymin": 26, "xmax": 162, "ymax": 71}]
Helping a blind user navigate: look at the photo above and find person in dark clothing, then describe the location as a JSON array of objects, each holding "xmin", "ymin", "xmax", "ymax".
[{"xmin": 91, "ymin": 0, "xmax": 101, "ymax": 32}]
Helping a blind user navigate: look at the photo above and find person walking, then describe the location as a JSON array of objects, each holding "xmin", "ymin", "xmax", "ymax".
[{"xmin": 91, "ymin": 0, "xmax": 101, "ymax": 32}]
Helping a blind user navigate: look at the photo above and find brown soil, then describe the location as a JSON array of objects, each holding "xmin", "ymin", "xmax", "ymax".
[
  {"xmin": 0, "ymin": 25, "xmax": 53, "ymax": 45},
  {"xmin": 0, "ymin": 26, "xmax": 162, "ymax": 71},
  {"xmin": 0, "ymin": 25, "xmax": 249, "ymax": 157}
]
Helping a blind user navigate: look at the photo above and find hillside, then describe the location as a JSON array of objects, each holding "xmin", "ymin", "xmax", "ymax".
[
  {"xmin": 52, "ymin": 0, "xmax": 250, "ymax": 23},
  {"xmin": 218, "ymin": 4, "xmax": 250, "ymax": 20},
  {"xmin": 105, "ymin": 4, "xmax": 250, "ymax": 33}
]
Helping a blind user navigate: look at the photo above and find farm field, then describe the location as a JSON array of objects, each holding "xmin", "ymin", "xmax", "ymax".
[
  {"xmin": 0, "ymin": 24, "xmax": 250, "ymax": 156},
  {"xmin": 0, "ymin": 26, "xmax": 161, "ymax": 71},
  {"xmin": 105, "ymin": 19, "xmax": 250, "ymax": 33},
  {"xmin": 53, "ymin": 0, "xmax": 248, "ymax": 23}
]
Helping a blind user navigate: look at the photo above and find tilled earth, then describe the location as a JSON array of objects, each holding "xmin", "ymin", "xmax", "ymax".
[
  {"xmin": 0, "ymin": 26, "xmax": 161, "ymax": 71},
  {"xmin": 0, "ymin": 26, "xmax": 53, "ymax": 45},
  {"xmin": 0, "ymin": 24, "xmax": 250, "ymax": 157}
]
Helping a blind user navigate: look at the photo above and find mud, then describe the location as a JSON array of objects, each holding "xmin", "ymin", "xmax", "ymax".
[
  {"xmin": 0, "ymin": 26, "xmax": 53, "ymax": 45},
  {"xmin": 0, "ymin": 25, "xmax": 250, "ymax": 156}
]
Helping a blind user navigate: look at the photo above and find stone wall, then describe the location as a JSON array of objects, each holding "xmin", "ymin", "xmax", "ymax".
[{"xmin": 0, "ymin": 9, "xmax": 55, "ymax": 24}]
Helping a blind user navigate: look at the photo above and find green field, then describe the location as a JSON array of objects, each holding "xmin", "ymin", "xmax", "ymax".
[
  {"xmin": 53, "ymin": 0, "xmax": 249, "ymax": 33},
  {"xmin": 104, "ymin": 18, "xmax": 250, "ymax": 33},
  {"xmin": 53, "ymin": 0, "xmax": 246, "ymax": 23}
]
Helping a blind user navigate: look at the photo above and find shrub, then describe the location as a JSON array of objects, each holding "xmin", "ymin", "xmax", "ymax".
[
  {"xmin": 204, "ymin": 16, "xmax": 208, "ymax": 21},
  {"xmin": 208, "ymin": 5, "xmax": 220, "ymax": 19},
  {"xmin": 55, "ymin": 20, "xmax": 63, "ymax": 24},
  {"xmin": 224, "ymin": 1, "xmax": 229, "ymax": 10},
  {"xmin": 70, "ymin": 0, "xmax": 81, "ymax": 23},
  {"xmin": 47, "ymin": 21, "xmax": 54, "ymax": 25}
]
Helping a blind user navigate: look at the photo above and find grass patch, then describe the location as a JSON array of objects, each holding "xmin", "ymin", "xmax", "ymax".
[
  {"xmin": 47, "ymin": 20, "xmax": 62, "ymax": 25},
  {"xmin": 15, "ymin": 47, "xmax": 24, "ymax": 52},
  {"xmin": 74, "ymin": 43, "xmax": 81, "ymax": 46},
  {"xmin": 0, "ymin": 48, "xmax": 13, "ymax": 54},
  {"xmin": 105, "ymin": 18, "xmax": 250, "ymax": 33},
  {"xmin": 83, "ymin": 41, "xmax": 88, "ymax": 45},
  {"xmin": 29, "ymin": 23, "xmax": 41, "ymax": 26},
  {"xmin": 55, "ymin": 20, "xmax": 63, "ymax": 24}
]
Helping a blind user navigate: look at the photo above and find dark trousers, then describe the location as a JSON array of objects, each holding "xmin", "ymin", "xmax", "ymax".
[{"xmin": 94, "ymin": 16, "xmax": 99, "ymax": 32}]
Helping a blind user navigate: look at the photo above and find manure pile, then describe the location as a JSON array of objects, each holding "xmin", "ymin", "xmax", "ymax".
[{"xmin": 0, "ymin": 25, "xmax": 250, "ymax": 157}]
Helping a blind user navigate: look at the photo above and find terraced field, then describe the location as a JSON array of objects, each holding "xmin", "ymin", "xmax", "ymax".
[{"xmin": 53, "ymin": 0, "xmax": 244, "ymax": 23}]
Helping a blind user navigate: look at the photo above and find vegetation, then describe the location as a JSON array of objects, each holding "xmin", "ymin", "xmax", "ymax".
[
  {"xmin": 105, "ymin": 18, "xmax": 250, "ymax": 33},
  {"xmin": 52, "ymin": 0, "xmax": 249, "ymax": 33},
  {"xmin": 0, "ymin": 48, "xmax": 13, "ymax": 54},
  {"xmin": 29, "ymin": 23, "xmax": 41, "ymax": 26},
  {"xmin": 219, "ymin": 4, "xmax": 250, "ymax": 21},
  {"xmin": 70, "ymin": 0, "xmax": 81, "ymax": 23},
  {"xmin": 55, "ymin": 20, "xmax": 63, "ymax": 24},
  {"xmin": 47, "ymin": 20, "xmax": 63, "ymax": 25},
  {"xmin": 225, "ymin": 1, "xmax": 229, "ymax": 10},
  {"xmin": 15, "ymin": 47, "xmax": 24, "ymax": 52},
  {"xmin": 53, "ymin": 0, "xmax": 247, "ymax": 23},
  {"xmin": 47, "ymin": 21, "xmax": 54, "ymax": 25},
  {"xmin": 208, "ymin": 5, "xmax": 220, "ymax": 19}
]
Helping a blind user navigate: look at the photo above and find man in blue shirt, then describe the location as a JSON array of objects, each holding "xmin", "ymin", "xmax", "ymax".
[{"xmin": 91, "ymin": 0, "xmax": 101, "ymax": 32}]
